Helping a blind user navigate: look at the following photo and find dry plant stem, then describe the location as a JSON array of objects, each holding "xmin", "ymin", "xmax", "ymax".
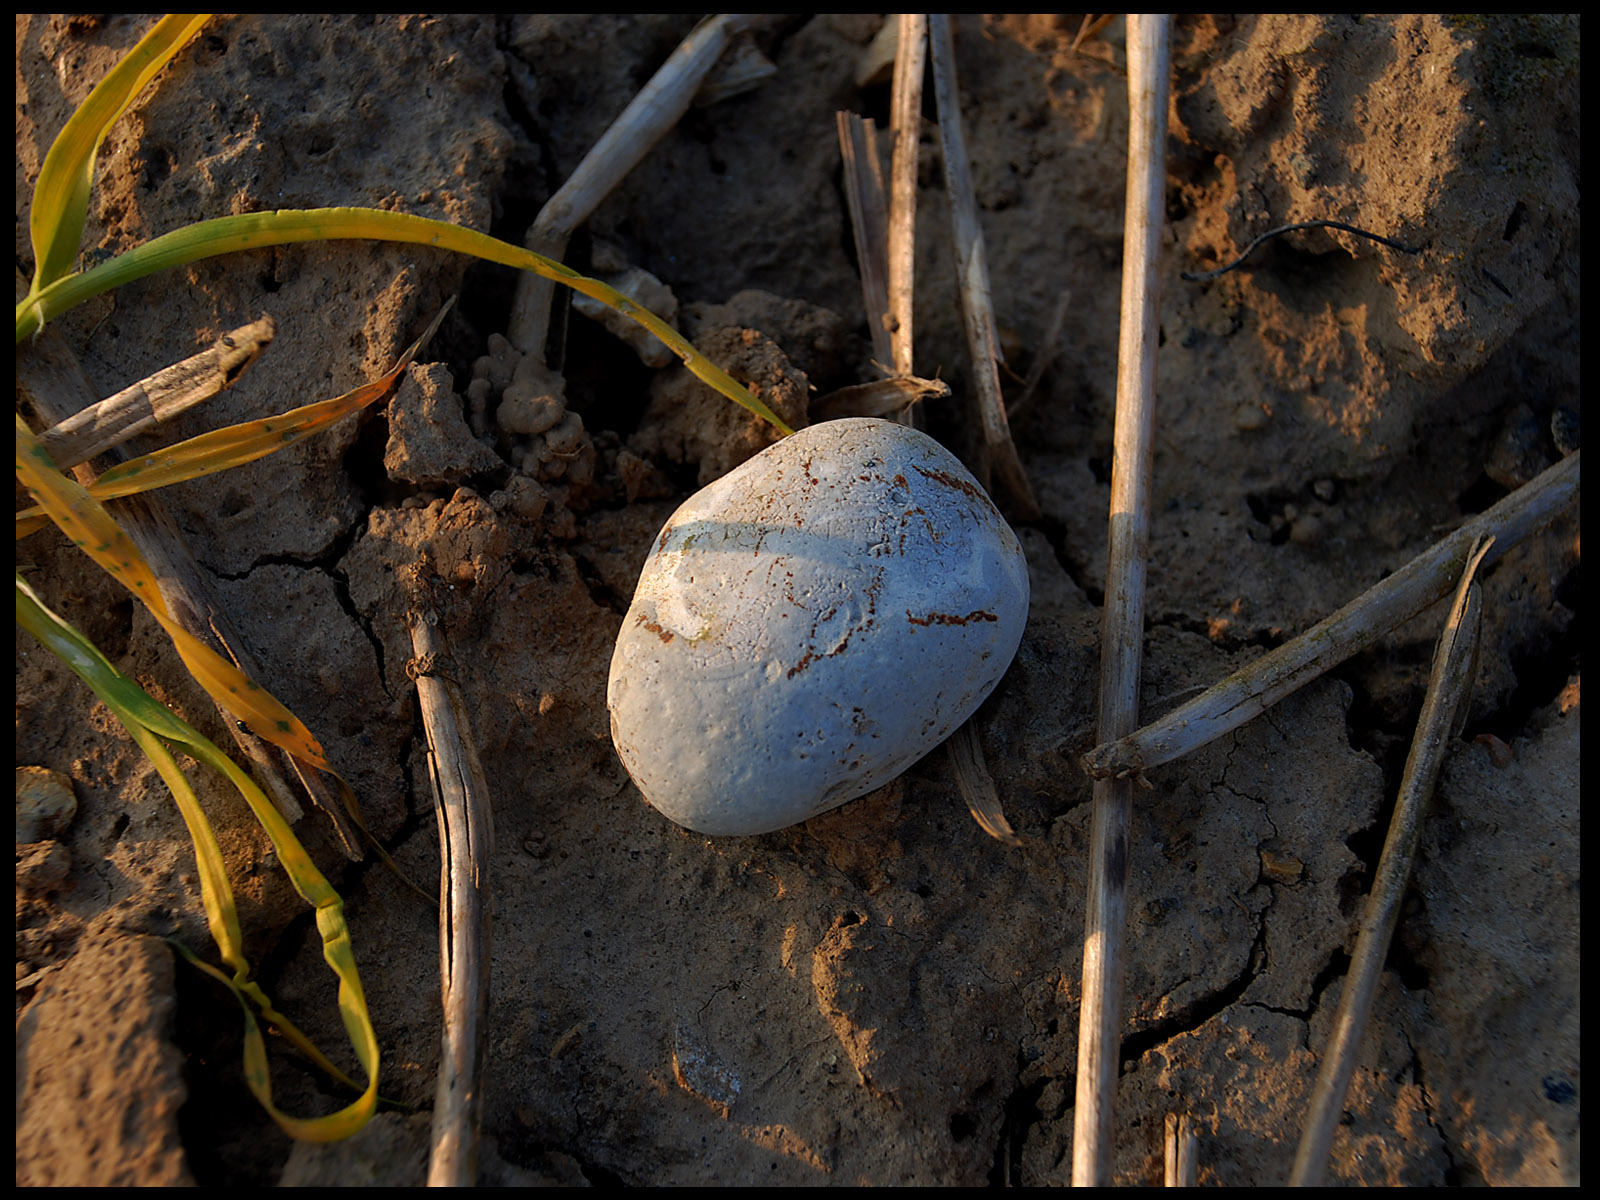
[
  {"xmin": 836, "ymin": 111, "xmax": 894, "ymax": 367},
  {"xmin": 16, "ymin": 318, "xmax": 325, "ymax": 837},
  {"xmin": 406, "ymin": 569, "xmax": 495, "ymax": 1187},
  {"xmin": 1290, "ymin": 540, "xmax": 1490, "ymax": 1186},
  {"xmin": 808, "ymin": 375, "xmax": 948, "ymax": 423},
  {"xmin": 1073, "ymin": 14, "xmax": 1170, "ymax": 1187},
  {"xmin": 832, "ymin": 112, "xmax": 951, "ymax": 425},
  {"xmin": 34, "ymin": 314, "xmax": 275, "ymax": 469},
  {"xmin": 507, "ymin": 14, "xmax": 753, "ymax": 357},
  {"xmin": 871, "ymin": 18, "xmax": 1015, "ymax": 843},
  {"xmin": 1081, "ymin": 450, "xmax": 1581, "ymax": 780},
  {"xmin": 887, "ymin": 13, "xmax": 927, "ymax": 381},
  {"xmin": 948, "ymin": 722, "xmax": 1021, "ymax": 846},
  {"xmin": 927, "ymin": 15, "xmax": 1040, "ymax": 517},
  {"xmin": 1164, "ymin": 1111, "xmax": 1198, "ymax": 1186},
  {"xmin": 1006, "ymin": 287, "xmax": 1073, "ymax": 421},
  {"xmin": 1071, "ymin": 14, "xmax": 1119, "ymax": 55}
]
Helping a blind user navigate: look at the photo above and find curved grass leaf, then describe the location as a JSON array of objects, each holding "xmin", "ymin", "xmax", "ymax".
[
  {"xmin": 16, "ymin": 574, "xmax": 379, "ymax": 1141},
  {"xmin": 15, "ymin": 206, "xmax": 795, "ymax": 435},
  {"xmin": 25, "ymin": 14, "xmax": 209, "ymax": 297}
]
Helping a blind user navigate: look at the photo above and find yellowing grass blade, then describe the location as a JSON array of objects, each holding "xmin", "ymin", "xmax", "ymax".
[
  {"xmin": 15, "ymin": 416, "xmax": 329, "ymax": 770},
  {"xmin": 16, "ymin": 303, "xmax": 451, "ymax": 538},
  {"xmin": 16, "ymin": 574, "xmax": 379, "ymax": 1141},
  {"xmin": 14, "ymin": 206, "xmax": 794, "ymax": 435},
  {"xmin": 25, "ymin": 14, "xmax": 209, "ymax": 297}
]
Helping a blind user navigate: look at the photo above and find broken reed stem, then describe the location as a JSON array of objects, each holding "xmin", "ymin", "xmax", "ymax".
[
  {"xmin": 825, "ymin": 17, "xmax": 947, "ymax": 433},
  {"xmin": 34, "ymin": 314, "xmax": 275, "ymax": 469},
  {"xmin": 405, "ymin": 567, "xmax": 495, "ymax": 1187},
  {"xmin": 507, "ymin": 14, "xmax": 752, "ymax": 357},
  {"xmin": 1071, "ymin": 14, "xmax": 1119, "ymax": 55},
  {"xmin": 1073, "ymin": 14, "xmax": 1170, "ymax": 1187},
  {"xmin": 854, "ymin": 16, "xmax": 1014, "ymax": 843},
  {"xmin": 1290, "ymin": 538, "xmax": 1491, "ymax": 1186},
  {"xmin": 887, "ymin": 13, "xmax": 927, "ymax": 382},
  {"xmin": 829, "ymin": 111, "xmax": 952, "ymax": 427},
  {"xmin": 1081, "ymin": 450, "xmax": 1580, "ymax": 781},
  {"xmin": 1164, "ymin": 1111, "xmax": 1198, "ymax": 1186},
  {"xmin": 927, "ymin": 15, "xmax": 1039, "ymax": 517},
  {"xmin": 912, "ymin": 15, "xmax": 1023, "ymax": 841}
]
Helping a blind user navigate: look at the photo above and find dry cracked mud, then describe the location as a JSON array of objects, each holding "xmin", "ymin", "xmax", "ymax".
[{"xmin": 17, "ymin": 14, "xmax": 1579, "ymax": 1186}]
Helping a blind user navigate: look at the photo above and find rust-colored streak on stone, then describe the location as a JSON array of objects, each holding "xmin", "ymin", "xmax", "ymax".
[
  {"xmin": 905, "ymin": 610, "xmax": 999, "ymax": 627},
  {"xmin": 636, "ymin": 613, "xmax": 674, "ymax": 643},
  {"xmin": 913, "ymin": 465, "xmax": 982, "ymax": 499}
]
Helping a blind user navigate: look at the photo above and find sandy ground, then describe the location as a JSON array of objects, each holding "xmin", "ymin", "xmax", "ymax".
[{"xmin": 17, "ymin": 15, "xmax": 1579, "ymax": 1185}]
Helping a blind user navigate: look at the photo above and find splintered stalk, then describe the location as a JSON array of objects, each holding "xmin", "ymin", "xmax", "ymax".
[
  {"xmin": 1080, "ymin": 451, "xmax": 1580, "ymax": 781},
  {"xmin": 507, "ymin": 14, "xmax": 754, "ymax": 358},
  {"xmin": 33, "ymin": 314, "xmax": 275, "ymax": 469},
  {"xmin": 836, "ymin": 109, "xmax": 894, "ymax": 368},
  {"xmin": 1073, "ymin": 14, "xmax": 1170, "ymax": 1186},
  {"xmin": 1290, "ymin": 538, "xmax": 1491, "ymax": 1186},
  {"xmin": 405, "ymin": 560, "xmax": 495, "ymax": 1187},
  {"xmin": 1164, "ymin": 1111, "xmax": 1198, "ymax": 1186},
  {"xmin": 832, "ymin": 28, "xmax": 949, "ymax": 431},
  {"xmin": 947, "ymin": 717, "xmax": 1021, "ymax": 846}
]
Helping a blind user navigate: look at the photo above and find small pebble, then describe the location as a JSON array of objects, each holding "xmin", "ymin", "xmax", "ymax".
[
  {"xmin": 1234, "ymin": 403, "xmax": 1268, "ymax": 431},
  {"xmin": 1289, "ymin": 514, "xmax": 1324, "ymax": 547},
  {"xmin": 608, "ymin": 418, "xmax": 1030, "ymax": 836}
]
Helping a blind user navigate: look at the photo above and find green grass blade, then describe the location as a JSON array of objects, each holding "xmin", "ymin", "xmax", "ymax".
[
  {"xmin": 25, "ymin": 14, "xmax": 209, "ymax": 296},
  {"xmin": 15, "ymin": 206, "xmax": 795, "ymax": 435}
]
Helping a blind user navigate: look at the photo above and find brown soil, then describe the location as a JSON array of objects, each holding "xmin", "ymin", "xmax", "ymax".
[{"xmin": 16, "ymin": 15, "xmax": 1579, "ymax": 1186}]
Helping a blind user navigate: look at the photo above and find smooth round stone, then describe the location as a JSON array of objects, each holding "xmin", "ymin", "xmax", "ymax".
[{"xmin": 607, "ymin": 417, "xmax": 1029, "ymax": 836}]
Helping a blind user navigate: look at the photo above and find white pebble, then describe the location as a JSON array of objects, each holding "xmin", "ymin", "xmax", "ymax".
[{"xmin": 607, "ymin": 417, "xmax": 1029, "ymax": 835}]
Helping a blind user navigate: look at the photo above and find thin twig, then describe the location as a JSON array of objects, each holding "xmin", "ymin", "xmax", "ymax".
[
  {"xmin": 1071, "ymin": 14, "xmax": 1119, "ymax": 55},
  {"xmin": 887, "ymin": 13, "xmax": 927, "ymax": 383},
  {"xmin": 507, "ymin": 15, "xmax": 755, "ymax": 357},
  {"xmin": 830, "ymin": 102, "xmax": 950, "ymax": 427},
  {"xmin": 1081, "ymin": 451, "xmax": 1580, "ymax": 780},
  {"xmin": 904, "ymin": 16, "xmax": 1025, "ymax": 841},
  {"xmin": 1290, "ymin": 537, "xmax": 1490, "ymax": 1186},
  {"xmin": 34, "ymin": 315, "xmax": 275, "ymax": 469},
  {"xmin": 928, "ymin": 15, "xmax": 1040, "ymax": 518},
  {"xmin": 857, "ymin": 17, "xmax": 1012, "ymax": 842},
  {"xmin": 406, "ymin": 560, "xmax": 495, "ymax": 1187},
  {"xmin": 1006, "ymin": 286, "xmax": 1073, "ymax": 422},
  {"xmin": 1181, "ymin": 220, "xmax": 1425, "ymax": 283},
  {"xmin": 1073, "ymin": 14, "xmax": 1170, "ymax": 1186}
]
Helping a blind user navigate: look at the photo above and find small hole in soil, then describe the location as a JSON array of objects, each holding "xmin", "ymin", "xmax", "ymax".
[{"xmin": 1454, "ymin": 469, "xmax": 1509, "ymax": 515}]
